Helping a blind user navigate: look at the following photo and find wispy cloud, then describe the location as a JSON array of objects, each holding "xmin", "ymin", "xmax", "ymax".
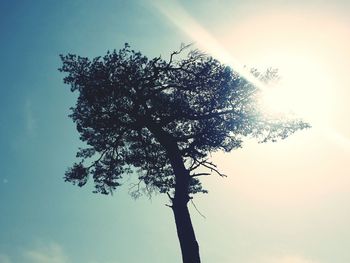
[{"xmin": 24, "ymin": 242, "xmax": 68, "ymax": 263}]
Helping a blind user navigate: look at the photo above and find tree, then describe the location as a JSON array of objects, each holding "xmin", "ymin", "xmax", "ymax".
[{"xmin": 59, "ymin": 44, "xmax": 309, "ymax": 263}]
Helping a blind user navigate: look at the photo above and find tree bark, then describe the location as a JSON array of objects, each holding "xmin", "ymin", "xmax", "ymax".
[
  {"xmin": 172, "ymin": 198, "xmax": 201, "ymax": 263},
  {"xmin": 146, "ymin": 123, "xmax": 201, "ymax": 263}
]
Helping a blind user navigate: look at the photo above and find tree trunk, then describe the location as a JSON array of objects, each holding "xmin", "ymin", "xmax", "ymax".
[
  {"xmin": 145, "ymin": 123, "xmax": 201, "ymax": 262},
  {"xmin": 172, "ymin": 199, "xmax": 201, "ymax": 263}
]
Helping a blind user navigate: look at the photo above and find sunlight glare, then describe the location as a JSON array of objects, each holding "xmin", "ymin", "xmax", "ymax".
[
  {"xmin": 258, "ymin": 51, "xmax": 336, "ymax": 126},
  {"xmin": 153, "ymin": 0, "xmax": 347, "ymax": 148}
]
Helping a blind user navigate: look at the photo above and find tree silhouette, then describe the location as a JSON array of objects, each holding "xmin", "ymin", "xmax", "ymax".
[{"xmin": 59, "ymin": 44, "xmax": 309, "ymax": 263}]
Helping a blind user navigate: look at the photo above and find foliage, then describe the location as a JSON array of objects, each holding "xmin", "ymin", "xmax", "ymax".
[{"xmin": 59, "ymin": 44, "xmax": 309, "ymax": 196}]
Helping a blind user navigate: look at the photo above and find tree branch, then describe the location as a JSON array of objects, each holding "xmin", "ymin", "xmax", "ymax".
[
  {"xmin": 189, "ymin": 158, "xmax": 227, "ymax": 177},
  {"xmin": 190, "ymin": 173, "xmax": 210, "ymax": 178},
  {"xmin": 167, "ymin": 43, "xmax": 193, "ymax": 67},
  {"xmin": 190, "ymin": 199, "xmax": 206, "ymax": 219}
]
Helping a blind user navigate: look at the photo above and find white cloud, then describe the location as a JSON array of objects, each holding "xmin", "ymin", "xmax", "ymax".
[
  {"xmin": 24, "ymin": 243, "xmax": 68, "ymax": 263},
  {"xmin": 0, "ymin": 254, "xmax": 11, "ymax": 263}
]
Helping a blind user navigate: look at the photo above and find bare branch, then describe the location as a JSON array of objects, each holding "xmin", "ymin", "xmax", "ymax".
[
  {"xmin": 190, "ymin": 158, "xmax": 227, "ymax": 177},
  {"xmin": 190, "ymin": 199, "xmax": 206, "ymax": 219},
  {"xmin": 188, "ymin": 159, "xmax": 199, "ymax": 171},
  {"xmin": 128, "ymin": 179, "xmax": 142, "ymax": 199},
  {"xmin": 190, "ymin": 173, "xmax": 210, "ymax": 178},
  {"xmin": 167, "ymin": 43, "xmax": 193, "ymax": 67},
  {"xmin": 167, "ymin": 192, "xmax": 174, "ymax": 201}
]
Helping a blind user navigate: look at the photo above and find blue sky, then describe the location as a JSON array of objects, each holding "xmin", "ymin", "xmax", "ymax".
[
  {"xmin": 0, "ymin": 1, "xmax": 182, "ymax": 262},
  {"xmin": 1, "ymin": 1, "xmax": 350, "ymax": 263}
]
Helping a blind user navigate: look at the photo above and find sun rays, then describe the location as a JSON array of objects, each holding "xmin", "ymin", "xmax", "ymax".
[
  {"xmin": 151, "ymin": 0, "xmax": 266, "ymax": 90},
  {"xmin": 152, "ymin": 0, "xmax": 350, "ymax": 149}
]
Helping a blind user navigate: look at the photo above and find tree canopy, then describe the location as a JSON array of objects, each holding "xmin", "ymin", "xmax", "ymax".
[{"xmin": 59, "ymin": 44, "xmax": 309, "ymax": 197}]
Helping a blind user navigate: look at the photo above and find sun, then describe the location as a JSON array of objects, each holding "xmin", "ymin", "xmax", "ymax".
[
  {"xmin": 257, "ymin": 50, "xmax": 336, "ymax": 127},
  {"xmin": 153, "ymin": 2, "xmax": 344, "ymax": 133},
  {"xmin": 216, "ymin": 11, "xmax": 348, "ymax": 130}
]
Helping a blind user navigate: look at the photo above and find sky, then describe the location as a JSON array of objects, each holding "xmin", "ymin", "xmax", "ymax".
[{"xmin": 0, "ymin": 0, "xmax": 349, "ymax": 263}]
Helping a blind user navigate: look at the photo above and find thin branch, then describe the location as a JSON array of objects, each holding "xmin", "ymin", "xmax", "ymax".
[
  {"xmin": 190, "ymin": 199, "xmax": 206, "ymax": 219},
  {"xmin": 190, "ymin": 158, "xmax": 227, "ymax": 177},
  {"xmin": 165, "ymin": 204, "xmax": 173, "ymax": 208},
  {"xmin": 167, "ymin": 43, "xmax": 193, "ymax": 67},
  {"xmin": 189, "ymin": 159, "xmax": 198, "ymax": 171},
  {"xmin": 128, "ymin": 179, "xmax": 142, "ymax": 199},
  {"xmin": 190, "ymin": 173, "xmax": 210, "ymax": 178},
  {"xmin": 167, "ymin": 192, "xmax": 174, "ymax": 201},
  {"xmin": 86, "ymin": 148, "xmax": 109, "ymax": 170},
  {"xmin": 200, "ymin": 161, "xmax": 227, "ymax": 177}
]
